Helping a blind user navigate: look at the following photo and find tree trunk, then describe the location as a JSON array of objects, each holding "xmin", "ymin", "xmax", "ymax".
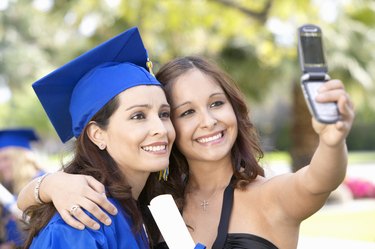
[{"xmin": 290, "ymin": 81, "xmax": 318, "ymax": 172}]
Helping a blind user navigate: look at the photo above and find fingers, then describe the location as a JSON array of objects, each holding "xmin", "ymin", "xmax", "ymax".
[
  {"xmin": 63, "ymin": 185, "xmax": 117, "ymax": 230},
  {"xmin": 60, "ymin": 209, "xmax": 85, "ymax": 230},
  {"xmin": 315, "ymin": 80, "xmax": 355, "ymax": 118},
  {"xmin": 74, "ymin": 194, "xmax": 114, "ymax": 228},
  {"xmin": 313, "ymin": 79, "xmax": 355, "ymax": 138},
  {"xmin": 68, "ymin": 204, "xmax": 101, "ymax": 230},
  {"xmin": 51, "ymin": 174, "xmax": 118, "ymax": 230},
  {"xmin": 318, "ymin": 79, "xmax": 344, "ymax": 92},
  {"xmin": 337, "ymin": 94, "xmax": 354, "ymax": 116},
  {"xmin": 335, "ymin": 94, "xmax": 355, "ymax": 131},
  {"xmin": 85, "ymin": 175, "xmax": 105, "ymax": 194},
  {"xmin": 58, "ymin": 193, "xmax": 115, "ymax": 230},
  {"xmin": 315, "ymin": 81, "xmax": 346, "ymax": 103},
  {"xmin": 85, "ymin": 176, "xmax": 118, "ymax": 215}
]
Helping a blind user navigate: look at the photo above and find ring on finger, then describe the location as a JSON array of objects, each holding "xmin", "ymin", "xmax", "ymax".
[{"xmin": 69, "ymin": 204, "xmax": 80, "ymax": 215}]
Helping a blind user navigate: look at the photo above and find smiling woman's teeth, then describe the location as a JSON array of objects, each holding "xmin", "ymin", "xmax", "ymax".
[
  {"xmin": 197, "ymin": 132, "xmax": 222, "ymax": 143},
  {"xmin": 142, "ymin": 145, "xmax": 166, "ymax": 152}
]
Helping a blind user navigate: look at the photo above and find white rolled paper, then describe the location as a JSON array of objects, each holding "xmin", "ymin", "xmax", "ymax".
[
  {"xmin": 0, "ymin": 183, "xmax": 23, "ymax": 218},
  {"xmin": 148, "ymin": 194, "xmax": 196, "ymax": 249}
]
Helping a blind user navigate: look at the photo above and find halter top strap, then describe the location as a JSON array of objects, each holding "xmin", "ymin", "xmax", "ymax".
[{"xmin": 211, "ymin": 176, "xmax": 235, "ymax": 249}]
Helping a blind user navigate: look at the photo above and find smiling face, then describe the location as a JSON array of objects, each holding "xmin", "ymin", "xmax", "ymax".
[
  {"xmin": 170, "ymin": 69, "xmax": 238, "ymax": 164},
  {"xmin": 99, "ymin": 85, "xmax": 175, "ymax": 177}
]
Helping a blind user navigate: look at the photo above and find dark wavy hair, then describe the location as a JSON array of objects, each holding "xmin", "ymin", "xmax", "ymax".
[
  {"xmin": 23, "ymin": 96, "xmax": 144, "ymax": 248},
  {"xmin": 139, "ymin": 56, "xmax": 265, "ymax": 244}
]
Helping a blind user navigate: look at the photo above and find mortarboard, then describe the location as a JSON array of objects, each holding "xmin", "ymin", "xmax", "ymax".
[
  {"xmin": 32, "ymin": 27, "xmax": 161, "ymax": 143},
  {"xmin": 0, "ymin": 128, "xmax": 39, "ymax": 150}
]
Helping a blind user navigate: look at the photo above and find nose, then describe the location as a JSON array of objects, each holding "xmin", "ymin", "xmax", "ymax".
[
  {"xmin": 200, "ymin": 109, "xmax": 217, "ymax": 129},
  {"xmin": 150, "ymin": 116, "xmax": 168, "ymax": 136}
]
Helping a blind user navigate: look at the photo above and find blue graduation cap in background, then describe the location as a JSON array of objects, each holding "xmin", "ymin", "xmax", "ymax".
[
  {"xmin": 32, "ymin": 27, "xmax": 161, "ymax": 143},
  {"xmin": 0, "ymin": 128, "xmax": 39, "ymax": 150}
]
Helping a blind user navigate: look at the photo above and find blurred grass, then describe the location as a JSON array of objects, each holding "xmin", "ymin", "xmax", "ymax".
[
  {"xmin": 348, "ymin": 151, "xmax": 375, "ymax": 164},
  {"xmin": 263, "ymin": 150, "xmax": 375, "ymax": 164},
  {"xmin": 263, "ymin": 150, "xmax": 375, "ymax": 243},
  {"xmin": 300, "ymin": 201, "xmax": 375, "ymax": 242}
]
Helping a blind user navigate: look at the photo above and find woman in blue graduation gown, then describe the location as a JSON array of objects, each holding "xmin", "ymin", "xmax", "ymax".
[
  {"xmin": 0, "ymin": 128, "xmax": 43, "ymax": 248},
  {"xmin": 29, "ymin": 199, "xmax": 148, "ymax": 248},
  {"xmin": 23, "ymin": 26, "xmax": 175, "ymax": 249}
]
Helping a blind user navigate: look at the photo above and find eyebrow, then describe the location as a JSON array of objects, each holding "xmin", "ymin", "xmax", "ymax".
[
  {"xmin": 125, "ymin": 104, "xmax": 170, "ymax": 111},
  {"xmin": 172, "ymin": 92, "xmax": 225, "ymax": 111}
]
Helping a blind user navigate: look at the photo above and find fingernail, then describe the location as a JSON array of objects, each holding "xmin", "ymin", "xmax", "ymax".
[
  {"xmin": 78, "ymin": 225, "xmax": 85, "ymax": 230},
  {"xmin": 112, "ymin": 208, "xmax": 118, "ymax": 215},
  {"xmin": 105, "ymin": 218, "xmax": 112, "ymax": 226},
  {"xmin": 93, "ymin": 223, "xmax": 100, "ymax": 230}
]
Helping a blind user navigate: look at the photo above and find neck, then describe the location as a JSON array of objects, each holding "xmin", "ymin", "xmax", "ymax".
[
  {"xmin": 187, "ymin": 156, "xmax": 233, "ymax": 193},
  {"xmin": 123, "ymin": 171, "xmax": 150, "ymax": 200}
]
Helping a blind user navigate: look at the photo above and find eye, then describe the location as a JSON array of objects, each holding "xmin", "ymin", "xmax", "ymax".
[
  {"xmin": 180, "ymin": 109, "xmax": 195, "ymax": 117},
  {"xmin": 131, "ymin": 112, "xmax": 145, "ymax": 120},
  {"xmin": 210, "ymin": 101, "xmax": 224, "ymax": 108},
  {"xmin": 160, "ymin": 111, "xmax": 171, "ymax": 119}
]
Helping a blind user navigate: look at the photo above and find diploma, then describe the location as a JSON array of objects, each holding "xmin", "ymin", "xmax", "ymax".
[
  {"xmin": 148, "ymin": 194, "xmax": 205, "ymax": 249},
  {"xmin": 0, "ymin": 183, "xmax": 23, "ymax": 218}
]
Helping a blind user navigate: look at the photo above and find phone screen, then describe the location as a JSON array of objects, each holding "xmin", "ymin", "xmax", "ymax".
[{"xmin": 300, "ymin": 34, "xmax": 326, "ymax": 67}]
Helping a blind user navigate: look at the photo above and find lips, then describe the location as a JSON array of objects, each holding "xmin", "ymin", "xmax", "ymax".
[{"xmin": 196, "ymin": 131, "xmax": 224, "ymax": 144}]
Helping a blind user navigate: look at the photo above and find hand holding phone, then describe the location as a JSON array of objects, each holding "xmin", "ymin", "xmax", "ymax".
[{"xmin": 298, "ymin": 24, "xmax": 340, "ymax": 124}]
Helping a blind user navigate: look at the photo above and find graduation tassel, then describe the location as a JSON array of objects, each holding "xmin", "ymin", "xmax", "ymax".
[
  {"xmin": 159, "ymin": 167, "xmax": 169, "ymax": 181},
  {"xmin": 146, "ymin": 58, "xmax": 154, "ymax": 76}
]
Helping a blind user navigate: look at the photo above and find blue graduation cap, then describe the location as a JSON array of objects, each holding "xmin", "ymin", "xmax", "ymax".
[
  {"xmin": 32, "ymin": 27, "xmax": 161, "ymax": 143},
  {"xmin": 0, "ymin": 128, "xmax": 39, "ymax": 150}
]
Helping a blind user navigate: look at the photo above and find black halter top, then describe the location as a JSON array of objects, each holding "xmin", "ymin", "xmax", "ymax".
[
  {"xmin": 211, "ymin": 177, "xmax": 278, "ymax": 249},
  {"xmin": 155, "ymin": 177, "xmax": 278, "ymax": 249}
]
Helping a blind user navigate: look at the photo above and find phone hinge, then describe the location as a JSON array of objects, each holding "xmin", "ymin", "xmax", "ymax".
[{"xmin": 305, "ymin": 72, "xmax": 328, "ymax": 81}]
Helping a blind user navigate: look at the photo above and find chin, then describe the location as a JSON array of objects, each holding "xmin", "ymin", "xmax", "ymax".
[{"xmin": 148, "ymin": 160, "xmax": 170, "ymax": 172}]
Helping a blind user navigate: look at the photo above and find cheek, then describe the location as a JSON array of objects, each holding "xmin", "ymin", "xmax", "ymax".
[
  {"xmin": 108, "ymin": 127, "xmax": 139, "ymax": 150},
  {"xmin": 171, "ymin": 128, "xmax": 176, "ymax": 142},
  {"xmin": 226, "ymin": 107, "xmax": 238, "ymax": 126},
  {"xmin": 173, "ymin": 119, "xmax": 190, "ymax": 140},
  {"xmin": 174, "ymin": 129, "xmax": 185, "ymax": 148},
  {"xmin": 173, "ymin": 122, "xmax": 189, "ymax": 150}
]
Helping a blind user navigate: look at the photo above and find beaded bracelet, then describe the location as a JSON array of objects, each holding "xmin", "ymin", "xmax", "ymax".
[{"xmin": 34, "ymin": 173, "xmax": 50, "ymax": 204}]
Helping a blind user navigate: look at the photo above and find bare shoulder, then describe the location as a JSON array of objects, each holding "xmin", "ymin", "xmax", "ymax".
[
  {"xmin": 235, "ymin": 173, "xmax": 295, "ymax": 205},
  {"xmin": 240, "ymin": 174, "xmax": 291, "ymax": 191},
  {"xmin": 234, "ymin": 175, "xmax": 268, "ymax": 202}
]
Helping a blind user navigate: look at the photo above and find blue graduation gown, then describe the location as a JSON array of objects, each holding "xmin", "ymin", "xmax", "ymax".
[
  {"xmin": 29, "ymin": 198, "xmax": 149, "ymax": 249},
  {"xmin": 1, "ymin": 171, "xmax": 45, "ymax": 246},
  {"xmin": 3, "ymin": 214, "xmax": 25, "ymax": 246}
]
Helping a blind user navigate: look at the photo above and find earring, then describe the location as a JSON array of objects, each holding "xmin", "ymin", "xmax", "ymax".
[
  {"xmin": 158, "ymin": 167, "xmax": 169, "ymax": 181},
  {"xmin": 99, "ymin": 144, "xmax": 106, "ymax": 150}
]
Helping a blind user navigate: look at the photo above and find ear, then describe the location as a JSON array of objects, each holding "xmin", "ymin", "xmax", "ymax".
[{"xmin": 86, "ymin": 121, "xmax": 107, "ymax": 150}]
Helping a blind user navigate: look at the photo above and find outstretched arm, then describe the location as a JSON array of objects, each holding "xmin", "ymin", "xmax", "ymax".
[
  {"xmin": 17, "ymin": 171, "xmax": 117, "ymax": 230},
  {"xmin": 268, "ymin": 79, "xmax": 354, "ymax": 221}
]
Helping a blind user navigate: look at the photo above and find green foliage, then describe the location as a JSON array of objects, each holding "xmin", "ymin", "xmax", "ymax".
[{"xmin": 0, "ymin": 0, "xmax": 374, "ymax": 151}]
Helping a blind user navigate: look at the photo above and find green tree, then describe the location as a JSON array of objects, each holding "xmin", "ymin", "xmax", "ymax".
[{"xmin": 1, "ymin": 0, "xmax": 373, "ymax": 166}]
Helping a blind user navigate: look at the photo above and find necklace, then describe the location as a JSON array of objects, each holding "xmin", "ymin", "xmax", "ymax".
[{"xmin": 194, "ymin": 188, "xmax": 221, "ymax": 212}]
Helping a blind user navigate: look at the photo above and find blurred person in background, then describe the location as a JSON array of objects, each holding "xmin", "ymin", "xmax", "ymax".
[{"xmin": 0, "ymin": 128, "xmax": 44, "ymax": 249}]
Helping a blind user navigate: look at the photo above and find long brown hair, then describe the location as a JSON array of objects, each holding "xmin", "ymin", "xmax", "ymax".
[
  {"xmin": 139, "ymin": 56, "xmax": 264, "ymax": 244},
  {"xmin": 23, "ymin": 96, "xmax": 144, "ymax": 248}
]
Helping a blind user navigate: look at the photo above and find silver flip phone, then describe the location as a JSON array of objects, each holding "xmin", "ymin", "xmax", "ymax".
[{"xmin": 298, "ymin": 24, "xmax": 340, "ymax": 124}]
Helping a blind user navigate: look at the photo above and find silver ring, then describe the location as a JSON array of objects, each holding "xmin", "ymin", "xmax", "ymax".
[{"xmin": 69, "ymin": 204, "xmax": 80, "ymax": 215}]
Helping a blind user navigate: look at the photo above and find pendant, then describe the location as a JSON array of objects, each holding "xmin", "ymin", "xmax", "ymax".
[{"xmin": 200, "ymin": 200, "xmax": 209, "ymax": 211}]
